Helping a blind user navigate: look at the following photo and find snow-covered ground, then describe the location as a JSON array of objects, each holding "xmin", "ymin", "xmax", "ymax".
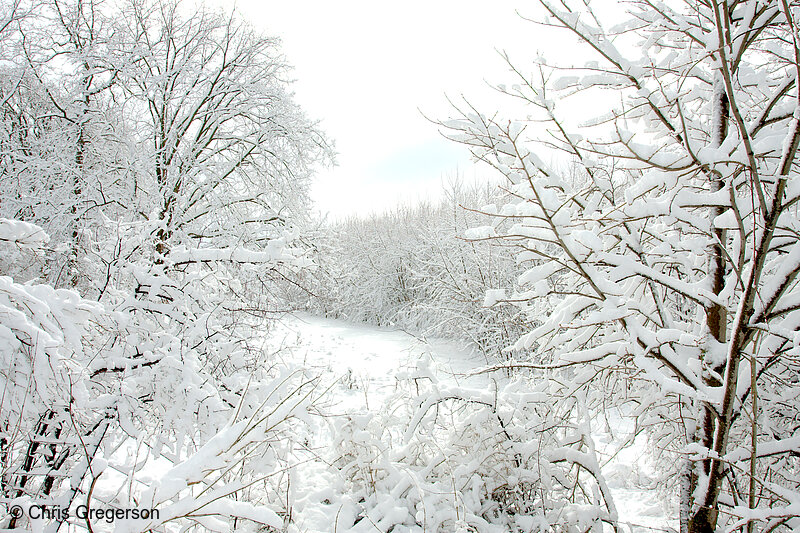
[
  {"xmin": 266, "ymin": 313, "xmax": 490, "ymax": 408},
  {"xmin": 265, "ymin": 313, "xmax": 676, "ymax": 533}
]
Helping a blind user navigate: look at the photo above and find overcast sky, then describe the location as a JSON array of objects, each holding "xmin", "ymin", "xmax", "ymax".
[{"xmin": 211, "ymin": 1, "xmax": 559, "ymax": 218}]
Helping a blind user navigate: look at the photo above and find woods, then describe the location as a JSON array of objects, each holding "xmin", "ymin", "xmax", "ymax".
[
  {"xmin": 306, "ymin": 181, "xmax": 529, "ymax": 359},
  {"xmin": 1, "ymin": 0, "xmax": 800, "ymax": 531}
]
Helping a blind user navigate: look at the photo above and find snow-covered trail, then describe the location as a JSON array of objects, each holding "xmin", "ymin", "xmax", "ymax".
[
  {"xmin": 265, "ymin": 313, "xmax": 673, "ymax": 533},
  {"xmin": 267, "ymin": 313, "xmax": 492, "ymax": 411}
]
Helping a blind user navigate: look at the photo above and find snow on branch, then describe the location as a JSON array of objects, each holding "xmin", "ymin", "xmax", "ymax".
[{"xmin": 0, "ymin": 218, "xmax": 49, "ymax": 249}]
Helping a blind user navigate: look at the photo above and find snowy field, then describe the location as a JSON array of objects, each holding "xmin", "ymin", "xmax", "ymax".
[{"xmin": 266, "ymin": 313, "xmax": 676, "ymax": 533}]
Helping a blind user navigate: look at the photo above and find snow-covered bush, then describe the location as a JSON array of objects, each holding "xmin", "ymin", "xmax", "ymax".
[
  {"xmin": 0, "ymin": 219, "xmax": 321, "ymax": 532},
  {"xmin": 0, "ymin": 220, "xmax": 108, "ymax": 529},
  {"xmin": 324, "ymin": 356, "xmax": 617, "ymax": 532},
  {"xmin": 101, "ymin": 366, "xmax": 319, "ymax": 533}
]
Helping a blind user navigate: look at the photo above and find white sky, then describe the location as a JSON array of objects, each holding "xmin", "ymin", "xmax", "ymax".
[{"xmin": 213, "ymin": 1, "xmax": 569, "ymax": 219}]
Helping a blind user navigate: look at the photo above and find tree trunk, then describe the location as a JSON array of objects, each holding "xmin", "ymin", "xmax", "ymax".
[{"xmin": 688, "ymin": 75, "xmax": 730, "ymax": 533}]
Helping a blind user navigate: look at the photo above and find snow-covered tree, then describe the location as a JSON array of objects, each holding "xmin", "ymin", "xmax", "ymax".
[
  {"xmin": 444, "ymin": 0, "xmax": 800, "ymax": 530},
  {"xmin": 115, "ymin": 0, "xmax": 327, "ymax": 261},
  {"xmin": 0, "ymin": 0, "xmax": 124, "ymax": 289}
]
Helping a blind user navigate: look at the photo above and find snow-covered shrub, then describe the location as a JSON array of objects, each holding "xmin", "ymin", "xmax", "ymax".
[
  {"xmin": 0, "ymin": 219, "xmax": 320, "ymax": 532},
  {"xmin": 104, "ymin": 367, "xmax": 319, "ymax": 533},
  {"xmin": 325, "ymin": 357, "xmax": 617, "ymax": 532},
  {"xmin": 0, "ymin": 220, "xmax": 109, "ymax": 528}
]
